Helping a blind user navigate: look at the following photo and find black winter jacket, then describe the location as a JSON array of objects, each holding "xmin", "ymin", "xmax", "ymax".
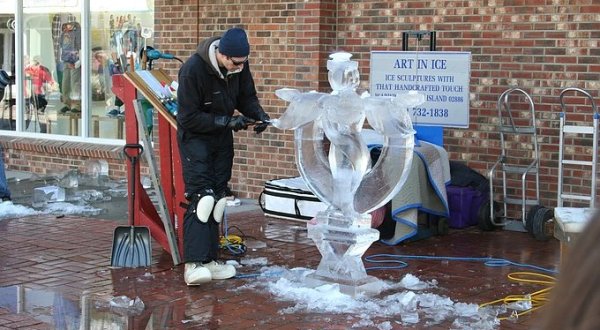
[{"xmin": 176, "ymin": 36, "xmax": 265, "ymax": 136}]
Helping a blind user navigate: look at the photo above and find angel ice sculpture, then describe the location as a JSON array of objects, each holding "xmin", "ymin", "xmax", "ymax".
[{"xmin": 272, "ymin": 52, "xmax": 425, "ymax": 295}]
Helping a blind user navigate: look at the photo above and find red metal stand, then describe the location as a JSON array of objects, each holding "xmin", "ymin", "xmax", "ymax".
[{"xmin": 112, "ymin": 73, "xmax": 186, "ymax": 262}]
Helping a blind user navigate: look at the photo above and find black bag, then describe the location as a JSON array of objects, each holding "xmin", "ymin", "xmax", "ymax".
[
  {"xmin": 31, "ymin": 94, "xmax": 48, "ymax": 110},
  {"xmin": 449, "ymin": 161, "xmax": 489, "ymax": 193}
]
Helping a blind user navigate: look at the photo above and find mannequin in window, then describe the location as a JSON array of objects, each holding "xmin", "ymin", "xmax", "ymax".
[
  {"xmin": 59, "ymin": 19, "xmax": 81, "ymax": 113},
  {"xmin": 24, "ymin": 56, "xmax": 57, "ymax": 113},
  {"xmin": 52, "ymin": 13, "xmax": 77, "ymax": 94}
]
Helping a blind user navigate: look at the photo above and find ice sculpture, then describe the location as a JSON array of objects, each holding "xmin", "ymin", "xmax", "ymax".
[{"xmin": 272, "ymin": 52, "xmax": 424, "ymax": 296}]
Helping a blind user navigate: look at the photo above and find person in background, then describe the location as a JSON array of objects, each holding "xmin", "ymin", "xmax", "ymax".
[
  {"xmin": 91, "ymin": 46, "xmax": 117, "ymax": 107},
  {"xmin": 24, "ymin": 56, "xmax": 56, "ymax": 112},
  {"xmin": 535, "ymin": 210, "xmax": 600, "ymax": 329},
  {"xmin": 176, "ymin": 27, "xmax": 270, "ymax": 285}
]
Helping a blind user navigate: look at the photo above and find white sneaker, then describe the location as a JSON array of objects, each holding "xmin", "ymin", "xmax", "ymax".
[
  {"xmin": 202, "ymin": 261, "xmax": 236, "ymax": 280},
  {"xmin": 184, "ymin": 262, "xmax": 212, "ymax": 285}
]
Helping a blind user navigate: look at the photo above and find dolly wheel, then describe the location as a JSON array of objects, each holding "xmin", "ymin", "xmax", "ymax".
[
  {"xmin": 477, "ymin": 200, "xmax": 500, "ymax": 231},
  {"xmin": 525, "ymin": 205, "xmax": 544, "ymax": 234},
  {"xmin": 532, "ymin": 207, "xmax": 554, "ymax": 241}
]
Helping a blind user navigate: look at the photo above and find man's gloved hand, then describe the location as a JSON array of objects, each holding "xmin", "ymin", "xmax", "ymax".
[
  {"xmin": 214, "ymin": 115, "xmax": 255, "ymax": 131},
  {"xmin": 254, "ymin": 112, "xmax": 271, "ymax": 134},
  {"xmin": 228, "ymin": 115, "xmax": 255, "ymax": 132}
]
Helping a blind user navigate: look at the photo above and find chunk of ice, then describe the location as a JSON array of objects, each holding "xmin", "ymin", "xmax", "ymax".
[{"xmin": 33, "ymin": 185, "xmax": 65, "ymax": 204}]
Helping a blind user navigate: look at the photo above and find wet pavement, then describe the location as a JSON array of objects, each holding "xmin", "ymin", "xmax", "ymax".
[{"xmin": 0, "ymin": 198, "xmax": 560, "ymax": 329}]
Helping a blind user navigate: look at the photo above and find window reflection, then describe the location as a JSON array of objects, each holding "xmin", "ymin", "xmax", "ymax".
[
  {"xmin": 0, "ymin": 0, "xmax": 154, "ymax": 139},
  {"xmin": 91, "ymin": 9, "xmax": 153, "ymax": 139}
]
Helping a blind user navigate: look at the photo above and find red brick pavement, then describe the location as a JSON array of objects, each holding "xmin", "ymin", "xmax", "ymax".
[{"xmin": 0, "ymin": 211, "xmax": 560, "ymax": 329}]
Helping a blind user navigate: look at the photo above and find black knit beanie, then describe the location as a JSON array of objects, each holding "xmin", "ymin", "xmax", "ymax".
[{"xmin": 218, "ymin": 28, "xmax": 250, "ymax": 57}]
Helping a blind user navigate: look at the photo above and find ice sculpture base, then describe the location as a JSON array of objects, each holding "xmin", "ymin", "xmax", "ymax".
[
  {"xmin": 305, "ymin": 272, "xmax": 382, "ymax": 297},
  {"xmin": 307, "ymin": 211, "xmax": 380, "ymax": 297}
]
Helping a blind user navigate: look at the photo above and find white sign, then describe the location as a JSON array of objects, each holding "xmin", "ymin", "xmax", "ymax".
[{"xmin": 370, "ymin": 51, "xmax": 471, "ymax": 128}]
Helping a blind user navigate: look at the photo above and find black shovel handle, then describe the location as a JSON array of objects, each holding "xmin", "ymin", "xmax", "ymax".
[
  {"xmin": 123, "ymin": 143, "xmax": 143, "ymax": 226},
  {"xmin": 123, "ymin": 143, "xmax": 144, "ymax": 163}
]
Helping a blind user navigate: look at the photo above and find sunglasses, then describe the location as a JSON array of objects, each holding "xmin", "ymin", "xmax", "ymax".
[{"xmin": 228, "ymin": 57, "xmax": 248, "ymax": 66}]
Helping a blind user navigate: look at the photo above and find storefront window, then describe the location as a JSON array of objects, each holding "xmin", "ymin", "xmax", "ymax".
[
  {"xmin": 21, "ymin": 9, "xmax": 81, "ymax": 134},
  {"xmin": 0, "ymin": 0, "xmax": 154, "ymax": 140}
]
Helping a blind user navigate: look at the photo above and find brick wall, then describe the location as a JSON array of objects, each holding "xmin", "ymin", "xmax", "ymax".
[
  {"xmin": 0, "ymin": 137, "xmax": 128, "ymax": 178},
  {"xmin": 155, "ymin": 0, "xmax": 600, "ymax": 207}
]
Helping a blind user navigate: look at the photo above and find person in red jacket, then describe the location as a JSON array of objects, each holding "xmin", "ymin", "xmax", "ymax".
[
  {"xmin": 176, "ymin": 27, "xmax": 270, "ymax": 285},
  {"xmin": 24, "ymin": 56, "xmax": 57, "ymax": 112}
]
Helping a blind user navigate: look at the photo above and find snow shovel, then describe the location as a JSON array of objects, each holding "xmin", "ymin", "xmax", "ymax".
[{"xmin": 110, "ymin": 143, "xmax": 152, "ymax": 267}]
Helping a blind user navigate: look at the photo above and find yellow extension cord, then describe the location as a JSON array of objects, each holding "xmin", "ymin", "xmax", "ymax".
[
  {"xmin": 219, "ymin": 234, "xmax": 245, "ymax": 253},
  {"xmin": 220, "ymin": 234, "xmax": 243, "ymax": 245},
  {"xmin": 479, "ymin": 271, "xmax": 556, "ymax": 321}
]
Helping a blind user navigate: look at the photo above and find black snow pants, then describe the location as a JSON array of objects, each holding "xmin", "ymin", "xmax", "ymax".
[{"xmin": 178, "ymin": 128, "xmax": 234, "ymax": 263}]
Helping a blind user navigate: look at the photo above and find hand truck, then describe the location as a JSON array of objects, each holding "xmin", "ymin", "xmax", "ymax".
[
  {"xmin": 528, "ymin": 88, "xmax": 598, "ymax": 240},
  {"xmin": 481, "ymin": 88, "xmax": 544, "ymax": 232}
]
